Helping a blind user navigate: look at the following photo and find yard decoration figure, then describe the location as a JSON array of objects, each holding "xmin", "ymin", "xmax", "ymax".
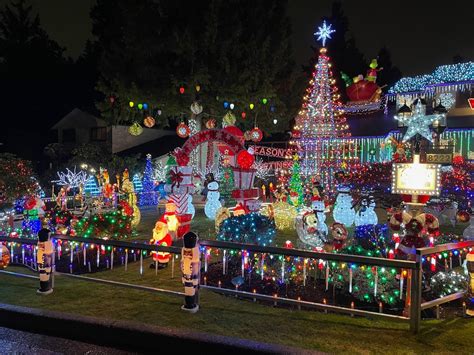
[
  {"xmin": 37, "ymin": 228, "xmax": 54, "ymax": 295},
  {"xmin": 181, "ymin": 231, "xmax": 200, "ymax": 313},
  {"xmin": 150, "ymin": 221, "xmax": 172, "ymax": 269},
  {"xmin": 467, "ymin": 250, "xmax": 474, "ymax": 316}
]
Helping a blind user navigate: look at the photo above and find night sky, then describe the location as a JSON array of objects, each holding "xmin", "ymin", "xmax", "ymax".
[{"xmin": 3, "ymin": 0, "xmax": 473, "ymax": 77}]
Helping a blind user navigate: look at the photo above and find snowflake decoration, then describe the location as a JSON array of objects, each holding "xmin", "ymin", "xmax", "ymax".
[
  {"xmin": 52, "ymin": 167, "xmax": 89, "ymax": 188},
  {"xmin": 314, "ymin": 21, "xmax": 335, "ymax": 47},
  {"xmin": 253, "ymin": 159, "xmax": 273, "ymax": 181},
  {"xmin": 154, "ymin": 161, "xmax": 167, "ymax": 182},
  {"xmin": 438, "ymin": 92, "xmax": 455, "ymax": 109}
]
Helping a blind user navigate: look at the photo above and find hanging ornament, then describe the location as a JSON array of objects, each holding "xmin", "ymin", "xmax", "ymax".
[
  {"xmin": 222, "ymin": 111, "xmax": 236, "ymax": 127},
  {"xmin": 241, "ymin": 112, "xmax": 246, "ymax": 119},
  {"xmin": 190, "ymin": 101, "xmax": 203, "ymax": 115},
  {"xmin": 250, "ymin": 127, "xmax": 263, "ymax": 142},
  {"xmin": 249, "ymin": 103, "xmax": 255, "ymax": 110},
  {"xmin": 205, "ymin": 119, "xmax": 216, "ymax": 129},
  {"xmin": 179, "ymin": 86, "xmax": 185, "ymax": 94},
  {"xmin": 229, "ymin": 103, "xmax": 235, "ymax": 110},
  {"xmin": 137, "ymin": 103, "xmax": 143, "ymax": 110},
  {"xmin": 244, "ymin": 130, "xmax": 252, "ymax": 141},
  {"xmin": 262, "ymin": 98, "xmax": 268, "ymax": 105},
  {"xmin": 143, "ymin": 116, "xmax": 156, "ymax": 128},
  {"xmin": 129, "ymin": 101, "xmax": 134, "ymax": 108},
  {"xmin": 109, "ymin": 96, "xmax": 115, "ymax": 104},
  {"xmin": 223, "ymin": 101, "xmax": 229, "ymax": 109},
  {"xmin": 176, "ymin": 122, "xmax": 191, "ymax": 138},
  {"xmin": 128, "ymin": 122, "xmax": 143, "ymax": 136},
  {"xmin": 157, "ymin": 109, "xmax": 162, "ymax": 116},
  {"xmin": 195, "ymin": 84, "xmax": 201, "ymax": 92},
  {"xmin": 143, "ymin": 103, "xmax": 148, "ymax": 110},
  {"xmin": 236, "ymin": 150, "xmax": 255, "ymax": 169}
]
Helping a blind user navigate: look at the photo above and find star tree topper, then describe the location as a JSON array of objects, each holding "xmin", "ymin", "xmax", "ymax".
[{"xmin": 314, "ymin": 21, "xmax": 335, "ymax": 47}]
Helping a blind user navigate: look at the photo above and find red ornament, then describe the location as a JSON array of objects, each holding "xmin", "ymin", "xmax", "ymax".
[
  {"xmin": 284, "ymin": 240, "xmax": 293, "ymax": 249},
  {"xmin": 179, "ymin": 86, "xmax": 185, "ymax": 94},
  {"xmin": 236, "ymin": 150, "xmax": 255, "ymax": 169},
  {"xmin": 143, "ymin": 116, "xmax": 155, "ymax": 128},
  {"xmin": 109, "ymin": 96, "xmax": 115, "ymax": 103},
  {"xmin": 241, "ymin": 112, "xmax": 246, "ymax": 119},
  {"xmin": 176, "ymin": 122, "xmax": 190, "ymax": 138},
  {"xmin": 173, "ymin": 148, "xmax": 190, "ymax": 167},
  {"xmin": 250, "ymin": 127, "xmax": 263, "ymax": 142}
]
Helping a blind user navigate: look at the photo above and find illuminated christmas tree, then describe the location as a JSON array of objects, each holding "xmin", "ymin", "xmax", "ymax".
[
  {"xmin": 132, "ymin": 174, "xmax": 143, "ymax": 193},
  {"xmin": 288, "ymin": 155, "xmax": 304, "ymax": 207},
  {"xmin": 140, "ymin": 154, "xmax": 158, "ymax": 206},
  {"xmin": 84, "ymin": 175, "xmax": 100, "ymax": 196},
  {"xmin": 290, "ymin": 21, "xmax": 351, "ymax": 188}
]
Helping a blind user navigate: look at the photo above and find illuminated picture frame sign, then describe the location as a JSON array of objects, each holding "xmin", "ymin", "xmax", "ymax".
[{"xmin": 391, "ymin": 155, "xmax": 441, "ymax": 196}]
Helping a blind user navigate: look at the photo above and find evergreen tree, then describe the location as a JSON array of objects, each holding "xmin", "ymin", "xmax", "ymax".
[
  {"xmin": 140, "ymin": 154, "xmax": 157, "ymax": 206},
  {"xmin": 84, "ymin": 175, "xmax": 100, "ymax": 196},
  {"xmin": 220, "ymin": 166, "xmax": 235, "ymax": 204},
  {"xmin": 132, "ymin": 174, "xmax": 143, "ymax": 193},
  {"xmin": 90, "ymin": 0, "xmax": 297, "ymax": 133},
  {"xmin": 288, "ymin": 156, "xmax": 304, "ymax": 207},
  {"xmin": 376, "ymin": 47, "xmax": 402, "ymax": 90},
  {"xmin": 290, "ymin": 30, "xmax": 350, "ymax": 188}
]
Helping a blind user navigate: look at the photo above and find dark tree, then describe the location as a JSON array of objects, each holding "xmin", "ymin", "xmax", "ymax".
[
  {"xmin": 91, "ymin": 0, "xmax": 297, "ymax": 133},
  {"xmin": 376, "ymin": 47, "xmax": 402, "ymax": 90},
  {"xmin": 452, "ymin": 54, "xmax": 466, "ymax": 64},
  {"xmin": 0, "ymin": 0, "xmax": 73, "ymax": 161}
]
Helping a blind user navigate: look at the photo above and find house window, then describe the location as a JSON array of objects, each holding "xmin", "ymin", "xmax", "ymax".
[
  {"xmin": 90, "ymin": 127, "xmax": 107, "ymax": 141},
  {"xmin": 62, "ymin": 129, "xmax": 75, "ymax": 143}
]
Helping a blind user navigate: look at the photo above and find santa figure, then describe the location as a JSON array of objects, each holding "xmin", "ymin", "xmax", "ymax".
[
  {"xmin": 161, "ymin": 200, "xmax": 179, "ymax": 240},
  {"xmin": 150, "ymin": 220, "xmax": 173, "ymax": 269}
]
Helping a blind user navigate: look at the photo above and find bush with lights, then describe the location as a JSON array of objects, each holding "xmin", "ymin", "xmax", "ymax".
[
  {"xmin": 328, "ymin": 263, "xmax": 401, "ymax": 306},
  {"xmin": 216, "ymin": 212, "xmax": 275, "ymax": 246},
  {"xmin": 73, "ymin": 203, "xmax": 134, "ymax": 240},
  {"xmin": 430, "ymin": 270, "xmax": 468, "ymax": 298}
]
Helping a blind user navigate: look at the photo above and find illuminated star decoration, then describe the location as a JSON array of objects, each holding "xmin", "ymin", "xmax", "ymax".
[
  {"xmin": 395, "ymin": 102, "xmax": 444, "ymax": 142},
  {"xmin": 314, "ymin": 21, "xmax": 335, "ymax": 47}
]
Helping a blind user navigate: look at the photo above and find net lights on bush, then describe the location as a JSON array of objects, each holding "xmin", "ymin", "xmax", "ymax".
[
  {"xmin": 216, "ymin": 213, "xmax": 275, "ymax": 247},
  {"xmin": 430, "ymin": 270, "xmax": 468, "ymax": 298}
]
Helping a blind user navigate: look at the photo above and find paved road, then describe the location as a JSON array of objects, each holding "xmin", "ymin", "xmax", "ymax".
[{"xmin": 0, "ymin": 326, "xmax": 134, "ymax": 354}]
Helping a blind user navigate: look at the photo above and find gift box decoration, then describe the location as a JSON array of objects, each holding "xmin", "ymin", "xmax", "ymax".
[
  {"xmin": 232, "ymin": 167, "xmax": 256, "ymax": 190},
  {"xmin": 176, "ymin": 213, "xmax": 192, "ymax": 238}
]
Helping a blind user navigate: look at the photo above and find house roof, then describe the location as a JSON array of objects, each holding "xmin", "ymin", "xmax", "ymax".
[
  {"xmin": 51, "ymin": 108, "xmax": 106, "ymax": 129},
  {"xmin": 117, "ymin": 131, "xmax": 184, "ymax": 158}
]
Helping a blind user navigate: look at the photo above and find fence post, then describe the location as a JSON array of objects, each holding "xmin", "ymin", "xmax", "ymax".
[{"xmin": 409, "ymin": 252, "xmax": 422, "ymax": 334}]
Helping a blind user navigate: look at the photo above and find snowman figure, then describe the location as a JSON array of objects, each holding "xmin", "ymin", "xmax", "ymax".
[
  {"xmin": 312, "ymin": 200, "xmax": 328, "ymax": 236},
  {"xmin": 355, "ymin": 198, "xmax": 371, "ymax": 226},
  {"xmin": 187, "ymin": 194, "xmax": 195, "ymax": 219},
  {"xmin": 332, "ymin": 186, "xmax": 355, "ymax": 227},
  {"xmin": 366, "ymin": 196, "xmax": 378, "ymax": 225},
  {"xmin": 204, "ymin": 180, "xmax": 222, "ymax": 220}
]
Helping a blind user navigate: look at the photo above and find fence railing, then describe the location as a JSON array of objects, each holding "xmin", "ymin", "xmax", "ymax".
[{"xmin": 1, "ymin": 234, "xmax": 472, "ymax": 334}]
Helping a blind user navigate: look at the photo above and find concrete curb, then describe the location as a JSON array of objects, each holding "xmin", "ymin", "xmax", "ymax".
[{"xmin": 0, "ymin": 303, "xmax": 318, "ymax": 354}]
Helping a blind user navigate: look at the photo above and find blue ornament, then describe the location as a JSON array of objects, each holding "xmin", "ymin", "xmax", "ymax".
[
  {"xmin": 223, "ymin": 101, "xmax": 229, "ymax": 109},
  {"xmin": 143, "ymin": 103, "xmax": 148, "ymax": 110}
]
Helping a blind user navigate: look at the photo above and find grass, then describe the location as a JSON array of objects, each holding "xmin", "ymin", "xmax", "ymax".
[{"xmin": 0, "ymin": 265, "xmax": 472, "ymax": 354}]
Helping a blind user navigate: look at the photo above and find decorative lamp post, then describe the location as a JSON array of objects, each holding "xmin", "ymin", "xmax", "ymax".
[{"xmin": 432, "ymin": 101, "xmax": 447, "ymax": 146}]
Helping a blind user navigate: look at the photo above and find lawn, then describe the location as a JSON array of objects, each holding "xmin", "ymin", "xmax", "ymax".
[{"xmin": 1, "ymin": 265, "xmax": 472, "ymax": 354}]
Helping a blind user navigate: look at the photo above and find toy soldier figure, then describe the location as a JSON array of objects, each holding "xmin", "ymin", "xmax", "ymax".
[
  {"xmin": 37, "ymin": 228, "xmax": 54, "ymax": 295},
  {"xmin": 181, "ymin": 231, "xmax": 200, "ymax": 313},
  {"xmin": 467, "ymin": 251, "xmax": 474, "ymax": 316}
]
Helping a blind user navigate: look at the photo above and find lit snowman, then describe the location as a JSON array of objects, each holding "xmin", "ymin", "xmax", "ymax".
[{"xmin": 204, "ymin": 180, "xmax": 222, "ymax": 220}]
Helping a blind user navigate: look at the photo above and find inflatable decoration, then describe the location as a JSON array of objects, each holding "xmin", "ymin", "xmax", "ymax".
[{"xmin": 342, "ymin": 59, "xmax": 385, "ymax": 114}]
